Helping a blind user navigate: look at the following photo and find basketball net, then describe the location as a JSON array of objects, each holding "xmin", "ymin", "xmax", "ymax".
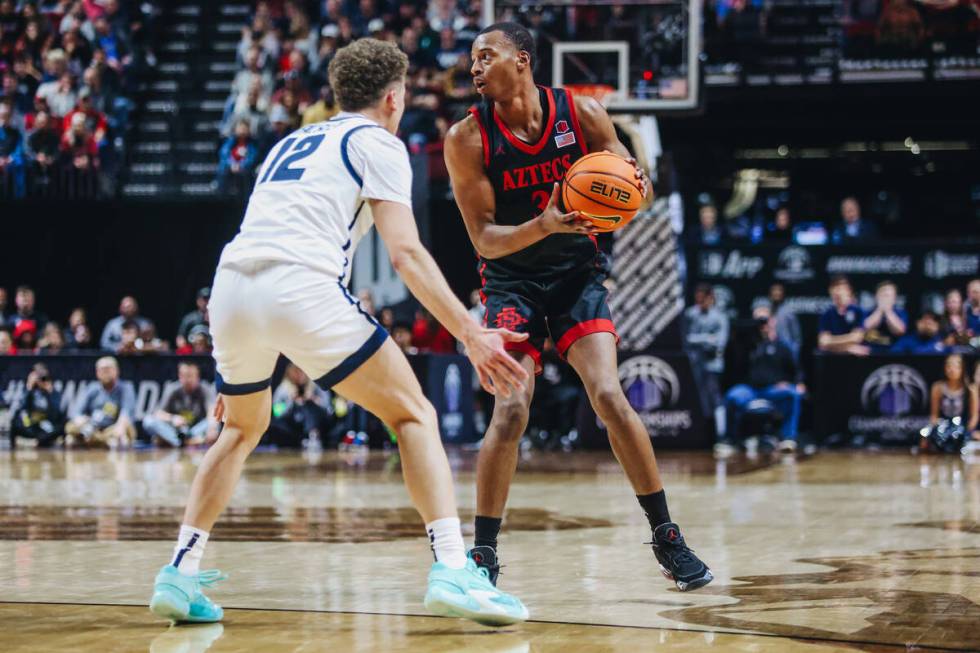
[{"xmin": 563, "ymin": 83, "xmax": 617, "ymax": 109}]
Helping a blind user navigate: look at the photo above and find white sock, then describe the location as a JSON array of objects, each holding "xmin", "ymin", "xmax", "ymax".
[
  {"xmin": 426, "ymin": 517, "xmax": 467, "ymax": 569},
  {"xmin": 170, "ymin": 524, "xmax": 209, "ymax": 576}
]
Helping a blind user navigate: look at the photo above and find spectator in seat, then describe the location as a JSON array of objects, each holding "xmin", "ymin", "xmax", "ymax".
[
  {"xmin": 940, "ymin": 288, "xmax": 969, "ymax": 348},
  {"xmin": 10, "ymin": 57, "xmax": 40, "ymax": 114},
  {"xmin": 467, "ymin": 289, "xmax": 484, "ymax": 325},
  {"xmin": 8, "ymin": 285, "xmax": 48, "ymax": 333},
  {"xmin": 301, "ymin": 84, "xmax": 337, "ymax": 125},
  {"xmin": 65, "ymin": 356, "xmax": 136, "ymax": 448},
  {"xmin": 966, "ymin": 279, "xmax": 980, "ymax": 338},
  {"xmin": 100, "ymin": 295, "xmax": 151, "ymax": 351},
  {"xmin": 436, "ymin": 27, "xmax": 466, "ymax": 69},
  {"xmin": 697, "ymin": 203, "xmax": 724, "ymax": 245},
  {"xmin": 724, "ymin": 314, "xmax": 804, "ymax": 453},
  {"xmin": 37, "ymin": 321, "xmax": 68, "ymax": 353},
  {"xmin": 684, "ymin": 283, "xmax": 729, "ymax": 437},
  {"xmin": 60, "ymin": 111, "xmax": 99, "ymax": 171},
  {"xmin": 61, "ymin": 28, "xmax": 93, "ymax": 79},
  {"xmin": 230, "ymin": 45, "xmax": 274, "ymax": 109},
  {"xmin": 862, "ymin": 280, "xmax": 908, "ymax": 352},
  {"xmin": 925, "ymin": 354, "xmax": 978, "ymax": 452},
  {"xmin": 176, "ymin": 287, "xmax": 210, "ymax": 349},
  {"xmin": 818, "ymin": 275, "xmax": 868, "ymax": 355},
  {"xmin": 2, "ymin": 71, "xmax": 31, "ymax": 115},
  {"xmin": 412, "ymin": 307, "xmax": 454, "ymax": 353},
  {"xmin": 62, "ymin": 87, "xmax": 107, "ymax": 146},
  {"xmin": 0, "ymin": 286, "xmax": 7, "ymax": 324},
  {"xmin": 187, "ymin": 324, "xmax": 212, "ymax": 354},
  {"xmin": 9, "ymin": 363, "xmax": 66, "ymax": 448},
  {"xmin": 891, "ymin": 312, "xmax": 947, "ymax": 354},
  {"xmin": 143, "ymin": 361, "xmax": 218, "ymax": 447},
  {"xmin": 0, "ymin": 328, "xmax": 13, "ymax": 354},
  {"xmin": 224, "ymin": 79, "xmax": 269, "ymax": 138},
  {"xmin": 261, "ymin": 104, "xmax": 292, "ymax": 157},
  {"xmin": 65, "ymin": 307, "xmax": 92, "ymax": 348},
  {"xmin": 767, "ymin": 283, "xmax": 802, "ymax": 358},
  {"xmin": 35, "ymin": 70, "xmax": 76, "ymax": 119},
  {"xmin": 767, "ymin": 206, "xmax": 793, "ymax": 243},
  {"xmin": 26, "ymin": 109, "xmax": 61, "ymax": 174},
  {"xmin": 115, "ymin": 320, "xmax": 141, "ymax": 355},
  {"xmin": 93, "ymin": 16, "xmax": 128, "ymax": 73},
  {"xmin": 831, "ymin": 196, "xmax": 878, "ymax": 244},
  {"xmin": 217, "ymin": 119, "xmax": 258, "ymax": 194},
  {"xmin": 0, "ymin": 99, "xmax": 25, "ymax": 196},
  {"xmin": 392, "ymin": 321, "xmax": 418, "ymax": 355},
  {"xmin": 12, "ymin": 319, "xmax": 37, "ymax": 351},
  {"xmin": 266, "ymin": 363, "xmax": 335, "ymax": 448}
]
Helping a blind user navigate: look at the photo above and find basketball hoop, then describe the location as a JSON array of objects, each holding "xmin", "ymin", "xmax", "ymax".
[{"xmin": 563, "ymin": 84, "xmax": 618, "ymax": 109}]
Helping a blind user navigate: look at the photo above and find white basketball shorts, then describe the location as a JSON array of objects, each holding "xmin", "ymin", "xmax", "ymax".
[{"xmin": 208, "ymin": 260, "xmax": 388, "ymax": 394}]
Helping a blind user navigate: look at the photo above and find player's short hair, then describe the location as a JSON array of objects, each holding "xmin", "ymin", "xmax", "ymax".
[
  {"xmin": 478, "ymin": 22, "xmax": 536, "ymax": 69},
  {"xmin": 328, "ymin": 38, "xmax": 408, "ymax": 112}
]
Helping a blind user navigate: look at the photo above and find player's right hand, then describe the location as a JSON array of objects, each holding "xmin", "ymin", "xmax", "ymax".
[
  {"xmin": 462, "ymin": 327, "xmax": 530, "ymax": 398},
  {"xmin": 539, "ymin": 183, "xmax": 598, "ymax": 236}
]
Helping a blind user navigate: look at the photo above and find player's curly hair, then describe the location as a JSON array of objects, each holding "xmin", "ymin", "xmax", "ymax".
[{"xmin": 328, "ymin": 38, "xmax": 408, "ymax": 112}]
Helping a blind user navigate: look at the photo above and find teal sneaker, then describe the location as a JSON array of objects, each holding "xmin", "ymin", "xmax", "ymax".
[
  {"xmin": 423, "ymin": 558, "xmax": 529, "ymax": 627},
  {"xmin": 149, "ymin": 565, "xmax": 227, "ymax": 623}
]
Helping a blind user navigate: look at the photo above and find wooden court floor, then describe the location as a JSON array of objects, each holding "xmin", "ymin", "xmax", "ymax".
[{"xmin": 1, "ymin": 447, "xmax": 978, "ymax": 652}]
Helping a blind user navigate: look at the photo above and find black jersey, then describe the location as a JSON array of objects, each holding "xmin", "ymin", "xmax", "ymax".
[{"xmin": 468, "ymin": 85, "xmax": 604, "ymax": 282}]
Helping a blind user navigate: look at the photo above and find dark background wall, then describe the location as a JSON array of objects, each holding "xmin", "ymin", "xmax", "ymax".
[{"xmin": 2, "ymin": 200, "xmax": 243, "ymax": 339}]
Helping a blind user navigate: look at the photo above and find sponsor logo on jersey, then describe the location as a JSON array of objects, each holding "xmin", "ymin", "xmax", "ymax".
[
  {"xmin": 555, "ymin": 120, "xmax": 570, "ymax": 133},
  {"xmin": 500, "ymin": 154, "xmax": 574, "ymax": 191}
]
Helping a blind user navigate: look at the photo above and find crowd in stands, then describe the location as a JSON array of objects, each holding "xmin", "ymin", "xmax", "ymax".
[
  {"xmin": 216, "ymin": 0, "xmax": 486, "ymax": 193},
  {"xmin": 0, "ymin": 0, "xmax": 156, "ymax": 199},
  {"xmin": 0, "ymin": 282, "xmax": 469, "ymax": 357},
  {"xmin": 692, "ymin": 195, "xmax": 887, "ymax": 247},
  {"xmin": 684, "ymin": 273, "xmax": 980, "ymax": 453}
]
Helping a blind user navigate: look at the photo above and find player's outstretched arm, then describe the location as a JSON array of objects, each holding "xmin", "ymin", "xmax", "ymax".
[
  {"xmin": 370, "ymin": 198, "xmax": 529, "ymax": 397},
  {"xmin": 444, "ymin": 117, "xmax": 593, "ymax": 260}
]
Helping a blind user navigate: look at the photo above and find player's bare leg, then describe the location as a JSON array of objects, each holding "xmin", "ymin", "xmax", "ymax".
[
  {"xmin": 566, "ymin": 331, "xmax": 712, "ymax": 591},
  {"xmin": 332, "ymin": 338, "xmax": 528, "ymax": 625},
  {"xmin": 333, "ymin": 338, "xmax": 464, "ymax": 523},
  {"xmin": 564, "ymin": 332, "xmax": 663, "ymax": 494},
  {"xmin": 182, "ymin": 390, "xmax": 272, "ymax": 531},
  {"xmin": 470, "ymin": 352, "xmax": 536, "ymax": 583},
  {"xmin": 476, "ymin": 353, "xmax": 537, "ymax": 516}
]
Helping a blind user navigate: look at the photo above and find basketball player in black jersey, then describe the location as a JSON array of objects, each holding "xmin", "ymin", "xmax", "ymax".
[{"xmin": 444, "ymin": 23, "xmax": 713, "ymax": 592}]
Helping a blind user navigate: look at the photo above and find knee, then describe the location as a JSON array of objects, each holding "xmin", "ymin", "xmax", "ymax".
[
  {"xmin": 222, "ymin": 412, "xmax": 270, "ymax": 451},
  {"xmin": 390, "ymin": 397, "xmax": 438, "ymax": 436},
  {"xmin": 489, "ymin": 399, "xmax": 530, "ymax": 442},
  {"xmin": 590, "ymin": 383, "xmax": 629, "ymax": 424}
]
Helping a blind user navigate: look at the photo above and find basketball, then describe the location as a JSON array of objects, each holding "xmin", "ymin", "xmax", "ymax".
[{"xmin": 561, "ymin": 151, "xmax": 644, "ymax": 232}]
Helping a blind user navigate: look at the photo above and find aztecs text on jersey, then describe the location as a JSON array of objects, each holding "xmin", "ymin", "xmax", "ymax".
[{"xmin": 468, "ymin": 86, "xmax": 606, "ymax": 282}]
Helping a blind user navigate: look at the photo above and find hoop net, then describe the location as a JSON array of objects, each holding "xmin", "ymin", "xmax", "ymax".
[{"xmin": 562, "ymin": 83, "xmax": 618, "ymax": 108}]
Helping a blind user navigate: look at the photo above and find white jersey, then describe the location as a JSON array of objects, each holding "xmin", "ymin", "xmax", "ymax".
[{"xmin": 218, "ymin": 112, "xmax": 413, "ymax": 283}]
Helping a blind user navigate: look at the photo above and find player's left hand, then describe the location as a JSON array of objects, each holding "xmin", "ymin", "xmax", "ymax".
[{"xmin": 624, "ymin": 156, "xmax": 650, "ymax": 198}]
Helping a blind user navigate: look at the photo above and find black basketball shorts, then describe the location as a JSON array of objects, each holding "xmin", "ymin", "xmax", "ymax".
[{"xmin": 481, "ymin": 265, "xmax": 619, "ymax": 374}]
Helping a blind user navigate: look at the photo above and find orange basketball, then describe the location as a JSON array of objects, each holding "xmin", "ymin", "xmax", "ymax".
[{"xmin": 561, "ymin": 151, "xmax": 644, "ymax": 232}]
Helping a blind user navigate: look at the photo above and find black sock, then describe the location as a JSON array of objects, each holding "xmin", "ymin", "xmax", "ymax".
[
  {"xmin": 474, "ymin": 515, "xmax": 502, "ymax": 550},
  {"xmin": 637, "ymin": 490, "xmax": 671, "ymax": 532}
]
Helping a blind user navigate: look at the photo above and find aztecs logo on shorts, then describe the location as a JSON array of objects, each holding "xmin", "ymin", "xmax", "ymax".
[{"xmin": 494, "ymin": 307, "xmax": 528, "ymax": 331}]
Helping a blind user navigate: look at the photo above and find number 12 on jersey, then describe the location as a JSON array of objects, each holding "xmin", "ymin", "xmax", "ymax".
[{"xmin": 259, "ymin": 134, "xmax": 325, "ymax": 183}]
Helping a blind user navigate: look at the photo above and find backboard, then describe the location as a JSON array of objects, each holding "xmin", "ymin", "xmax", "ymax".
[{"xmin": 484, "ymin": 0, "xmax": 702, "ymax": 113}]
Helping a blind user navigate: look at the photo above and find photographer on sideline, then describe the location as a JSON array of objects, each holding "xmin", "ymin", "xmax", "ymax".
[{"xmin": 10, "ymin": 363, "xmax": 66, "ymax": 448}]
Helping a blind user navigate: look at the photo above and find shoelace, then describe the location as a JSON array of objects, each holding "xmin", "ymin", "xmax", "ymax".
[
  {"xmin": 195, "ymin": 569, "xmax": 228, "ymax": 587},
  {"xmin": 646, "ymin": 539, "xmax": 699, "ymax": 567}
]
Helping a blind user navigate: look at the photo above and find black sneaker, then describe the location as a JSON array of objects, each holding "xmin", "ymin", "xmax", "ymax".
[
  {"xmin": 651, "ymin": 522, "xmax": 713, "ymax": 591},
  {"xmin": 468, "ymin": 546, "xmax": 501, "ymax": 586}
]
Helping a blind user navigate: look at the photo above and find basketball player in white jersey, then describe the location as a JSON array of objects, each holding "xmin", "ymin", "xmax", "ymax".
[{"xmin": 149, "ymin": 39, "xmax": 530, "ymax": 627}]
